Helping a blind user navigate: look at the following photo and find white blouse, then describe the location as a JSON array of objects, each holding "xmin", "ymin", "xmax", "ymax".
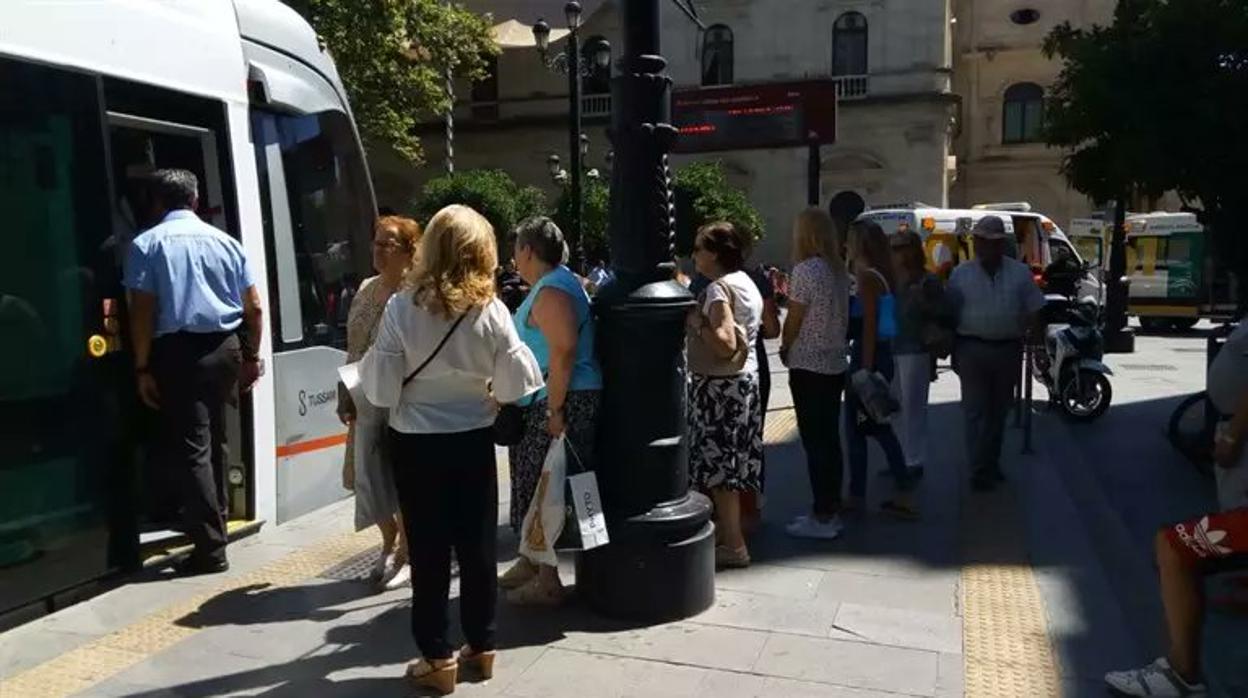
[{"xmin": 360, "ymin": 292, "xmax": 544, "ymax": 434}]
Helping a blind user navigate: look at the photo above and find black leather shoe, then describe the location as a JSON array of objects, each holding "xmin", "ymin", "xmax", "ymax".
[{"xmin": 173, "ymin": 556, "xmax": 229, "ymax": 577}]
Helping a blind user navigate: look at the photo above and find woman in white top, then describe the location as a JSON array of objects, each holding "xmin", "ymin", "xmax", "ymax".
[
  {"xmin": 359, "ymin": 205, "xmax": 543, "ymax": 694},
  {"xmin": 686, "ymin": 221, "xmax": 764, "ymax": 570},
  {"xmin": 779, "ymin": 209, "xmax": 851, "ymax": 540}
]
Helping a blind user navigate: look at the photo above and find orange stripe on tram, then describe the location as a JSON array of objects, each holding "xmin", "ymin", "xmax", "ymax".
[{"xmin": 276, "ymin": 433, "xmax": 348, "ymax": 458}]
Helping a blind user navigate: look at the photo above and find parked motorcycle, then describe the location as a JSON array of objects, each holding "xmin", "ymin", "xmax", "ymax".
[{"xmin": 1031, "ymin": 259, "xmax": 1114, "ymax": 421}]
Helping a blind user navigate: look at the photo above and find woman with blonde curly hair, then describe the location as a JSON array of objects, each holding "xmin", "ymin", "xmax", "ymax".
[
  {"xmin": 338, "ymin": 215, "xmax": 422, "ymax": 591},
  {"xmin": 359, "ymin": 204, "xmax": 543, "ymax": 694}
]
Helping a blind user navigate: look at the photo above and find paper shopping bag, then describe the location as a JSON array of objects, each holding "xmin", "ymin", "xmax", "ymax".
[
  {"xmin": 518, "ymin": 435, "xmax": 567, "ymax": 567},
  {"xmin": 566, "ymin": 471, "xmax": 609, "ymax": 550}
]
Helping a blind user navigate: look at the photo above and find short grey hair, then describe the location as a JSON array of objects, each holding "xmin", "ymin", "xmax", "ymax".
[
  {"xmin": 148, "ymin": 169, "xmax": 199, "ymax": 210},
  {"xmin": 513, "ymin": 216, "xmax": 568, "ymax": 266}
]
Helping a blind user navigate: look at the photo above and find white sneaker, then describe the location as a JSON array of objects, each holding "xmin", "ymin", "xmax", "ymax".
[
  {"xmin": 1104, "ymin": 658, "xmax": 1206, "ymax": 696},
  {"xmin": 785, "ymin": 515, "xmax": 844, "ymax": 540},
  {"xmin": 382, "ymin": 563, "xmax": 411, "ymax": 590}
]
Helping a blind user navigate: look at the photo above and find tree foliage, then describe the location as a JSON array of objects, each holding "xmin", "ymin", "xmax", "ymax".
[
  {"xmin": 672, "ymin": 161, "xmax": 765, "ymax": 256},
  {"xmin": 1043, "ymin": 0, "xmax": 1248, "ymax": 274},
  {"xmin": 287, "ymin": 0, "xmax": 497, "ymax": 163},
  {"xmin": 412, "ymin": 170, "xmax": 547, "ymax": 254},
  {"xmin": 552, "ymin": 177, "xmax": 610, "ymax": 264}
]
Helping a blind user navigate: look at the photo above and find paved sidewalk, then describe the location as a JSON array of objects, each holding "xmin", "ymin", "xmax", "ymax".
[{"xmin": 1, "ymin": 361, "xmax": 1059, "ymax": 698}]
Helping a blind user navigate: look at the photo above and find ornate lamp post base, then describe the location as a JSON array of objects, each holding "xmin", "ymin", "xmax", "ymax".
[{"xmin": 580, "ymin": 280, "xmax": 714, "ymax": 622}]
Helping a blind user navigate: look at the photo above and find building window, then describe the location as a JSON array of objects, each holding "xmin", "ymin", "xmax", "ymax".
[
  {"xmin": 701, "ymin": 24, "xmax": 733, "ymax": 86},
  {"xmin": 1010, "ymin": 8, "xmax": 1041, "ymax": 25},
  {"xmin": 1002, "ymin": 82, "xmax": 1045, "ymax": 144},
  {"xmin": 583, "ymin": 36, "xmax": 611, "ymax": 94},
  {"xmin": 833, "ymin": 12, "xmax": 868, "ymax": 76}
]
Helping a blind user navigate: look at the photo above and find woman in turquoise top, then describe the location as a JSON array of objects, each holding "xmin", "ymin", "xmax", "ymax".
[
  {"xmin": 845, "ymin": 220, "xmax": 917, "ymax": 519},
  {"xmin": 499, "ymin": 217, "xmax": 603, "ymax": 606}
]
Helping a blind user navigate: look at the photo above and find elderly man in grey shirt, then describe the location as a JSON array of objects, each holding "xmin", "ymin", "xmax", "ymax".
[{"xmin": 947, "ymin": 216, "xmax": 1045, "ymax": 491}]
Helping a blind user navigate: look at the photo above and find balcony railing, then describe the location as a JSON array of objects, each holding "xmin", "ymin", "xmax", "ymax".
[
  {"xmin": 832, "ymin": 74, "xmax": 869, "ymax": 100},
  {"xmin": 583, "ymin": 93, "xmax": 611, "ymax": 118}
]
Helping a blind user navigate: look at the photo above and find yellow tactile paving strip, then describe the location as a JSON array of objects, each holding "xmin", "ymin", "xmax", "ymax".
[
  {"xmin": 960, "ymin": 489, "xmax": 1061, "ymax": 697},
  {"xmin": 763, "ymin": 407, "xmax": 798, "ymax": 444},
  {"xmin": 0, "ymin": 529, "xmax": 376, "ymax": 698}
]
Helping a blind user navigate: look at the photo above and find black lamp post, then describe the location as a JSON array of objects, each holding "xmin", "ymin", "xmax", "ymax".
[
  {"xmin": 533, "ymin": 3, "xmax": 611, "ymax": 273},
  {"xmin": 575, "ymin": 0, "xmax": 716, "ymax": 622}
]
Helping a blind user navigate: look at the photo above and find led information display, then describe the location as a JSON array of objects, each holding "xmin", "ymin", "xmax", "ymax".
[{"xmin": 672, "ymin": 80, "xmax": 838, "ymax": 153}]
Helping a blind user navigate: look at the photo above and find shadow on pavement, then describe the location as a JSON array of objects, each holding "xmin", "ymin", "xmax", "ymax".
[{"xmin": 115, "ymin": 392, "xmax": 1248, "ymax": 697}]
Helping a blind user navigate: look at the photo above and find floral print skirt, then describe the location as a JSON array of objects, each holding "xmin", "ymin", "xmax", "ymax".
[
  {"xmin": 688, "ymin": 371, "xmax": 763, "ymax": 492},
  {"xmin": 508, "ymin": 390, "xmax": 602, "ymax": 532}
]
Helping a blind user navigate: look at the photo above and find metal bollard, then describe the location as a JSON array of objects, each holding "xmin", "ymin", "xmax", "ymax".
[
  {"xmin": 1014, "ymin": 343, "xmax": 1025, "ymax": 428},
  {"xmin": 1022, "ymin": 341, "xmax": 1035, "ymax": 454}
]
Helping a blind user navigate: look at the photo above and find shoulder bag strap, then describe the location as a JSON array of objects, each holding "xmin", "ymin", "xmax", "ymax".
[
  {"xmin": 402, "ymin": 313, "xmax": 468, "ymax": 387},
  {"xmin": 866, "ymin": 267, "xmax": 891, "ymax": 295}
]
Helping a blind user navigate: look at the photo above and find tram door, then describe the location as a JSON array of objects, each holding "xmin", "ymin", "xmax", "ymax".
[
  {"xmin": 0, "ymin": 58, "xmax": 139, "ymax": 615},
  {"xmin": 105, "ymin": 113, "xmax": 250, "ymax": 536},
  {"xmin": 0, "ymin": 57, "xmax": 249, "ymax": 617}
]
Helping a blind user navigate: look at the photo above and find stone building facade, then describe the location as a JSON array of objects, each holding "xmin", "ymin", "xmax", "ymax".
[
  {"xmin": 949, "ymin": 0, "xmax": 1114, "ymax": 225},
  {"xmin": 375, "ymin": 0, "xmax": 1120, "ymax": 264}
]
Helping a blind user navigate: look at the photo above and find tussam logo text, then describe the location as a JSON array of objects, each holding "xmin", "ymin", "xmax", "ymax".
[{"xmin": 297, "ymin": 389, "xmax": 337, "ymax": 416}]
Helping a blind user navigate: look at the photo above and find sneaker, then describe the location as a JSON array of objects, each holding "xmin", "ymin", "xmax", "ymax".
[
  {"xmin": 382, "ymin": 563, "xmax": 411, "ymax": 590},
  {"xmin": 785, "ymin": 515, "xmax": 844, "ymax": 540},
  {"xmin": 1104, "ymin": 658, "xmax": 1206, "ymax": 696}
]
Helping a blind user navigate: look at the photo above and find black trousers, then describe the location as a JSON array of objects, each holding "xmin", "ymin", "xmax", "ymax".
[
  {"xmin": 789, "ymin": 368, "xmax": 847, "ymax": 517},
  {"xmin": 391, "ymin": 427, "xmax": 498, "ymax": 660},
  {"xmin": 151, "ymin": 331, "xmax": 240, "ymax": 563}
]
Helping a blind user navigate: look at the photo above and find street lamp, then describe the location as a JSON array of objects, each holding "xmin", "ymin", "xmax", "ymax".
[
  {"xmin": 575, "ymin": 0, "xmax": 715, "ymax": 623},
  {"xmin": 546, "ymin": 135, "xmax": 605, "ymax": 186},
  {"xmin": 532, "ymin": 2, "xmax": 611, "ymax": 272}
]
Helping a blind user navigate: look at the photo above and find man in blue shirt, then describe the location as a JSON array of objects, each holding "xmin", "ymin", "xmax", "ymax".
[
  {"xmin": 946, "ymin": 216, "xmax": 1045, "ymax": 492},
  {"xmin": 123, "ymin": 169, "xmax": 264, "ymax": 575}
]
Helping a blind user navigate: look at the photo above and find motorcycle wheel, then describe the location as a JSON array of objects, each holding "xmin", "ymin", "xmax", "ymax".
[{"xmin": 1059, "ymin": 369, "xmax": 1112, "ymax": 422}]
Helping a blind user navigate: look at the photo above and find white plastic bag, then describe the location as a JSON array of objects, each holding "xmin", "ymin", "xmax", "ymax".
[{"xmin": 519, "ymin": 435, "xmax": 568, "ymax": 566}]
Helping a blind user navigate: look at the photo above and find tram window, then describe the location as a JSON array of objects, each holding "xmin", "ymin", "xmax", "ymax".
[
  {"xmin": 0, "ymin": 59, "xmax": 111, "ymax": 401},
  {"xmin": 253, "ymin": 110, "xmax": 373, "ymax": 349},
  {"xmin": 102, "ymin": 76, "xmax": 239, "ymax": 238}
]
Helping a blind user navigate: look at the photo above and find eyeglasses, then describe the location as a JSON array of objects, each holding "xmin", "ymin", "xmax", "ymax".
[{"xmin": 372, "ymin": 239, "xmax": 405, "ymax": 251}]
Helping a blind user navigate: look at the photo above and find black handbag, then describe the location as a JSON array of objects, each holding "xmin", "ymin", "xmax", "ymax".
[
  {"xmin": 496, "ymin": 315, "xmax": 587, "ymax": 446},
  {"xmin": 493, "ymin": 403, "xmax": 526, "ymax": 446}
]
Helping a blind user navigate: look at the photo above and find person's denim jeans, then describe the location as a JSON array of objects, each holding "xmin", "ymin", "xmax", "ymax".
[{"xmin": 845, "ymin": 340, "xmax": 912, "ymax": 497}]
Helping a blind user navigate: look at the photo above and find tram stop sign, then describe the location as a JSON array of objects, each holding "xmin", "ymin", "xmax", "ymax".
[{"xmin": 672, "ymin": 80, "xmax": 839, "ymax": 153}]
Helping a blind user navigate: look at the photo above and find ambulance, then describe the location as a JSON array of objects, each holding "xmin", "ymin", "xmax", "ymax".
[{"xmin": 859, "ymin": 202, "xmax": 1100, "ymax": 302}]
